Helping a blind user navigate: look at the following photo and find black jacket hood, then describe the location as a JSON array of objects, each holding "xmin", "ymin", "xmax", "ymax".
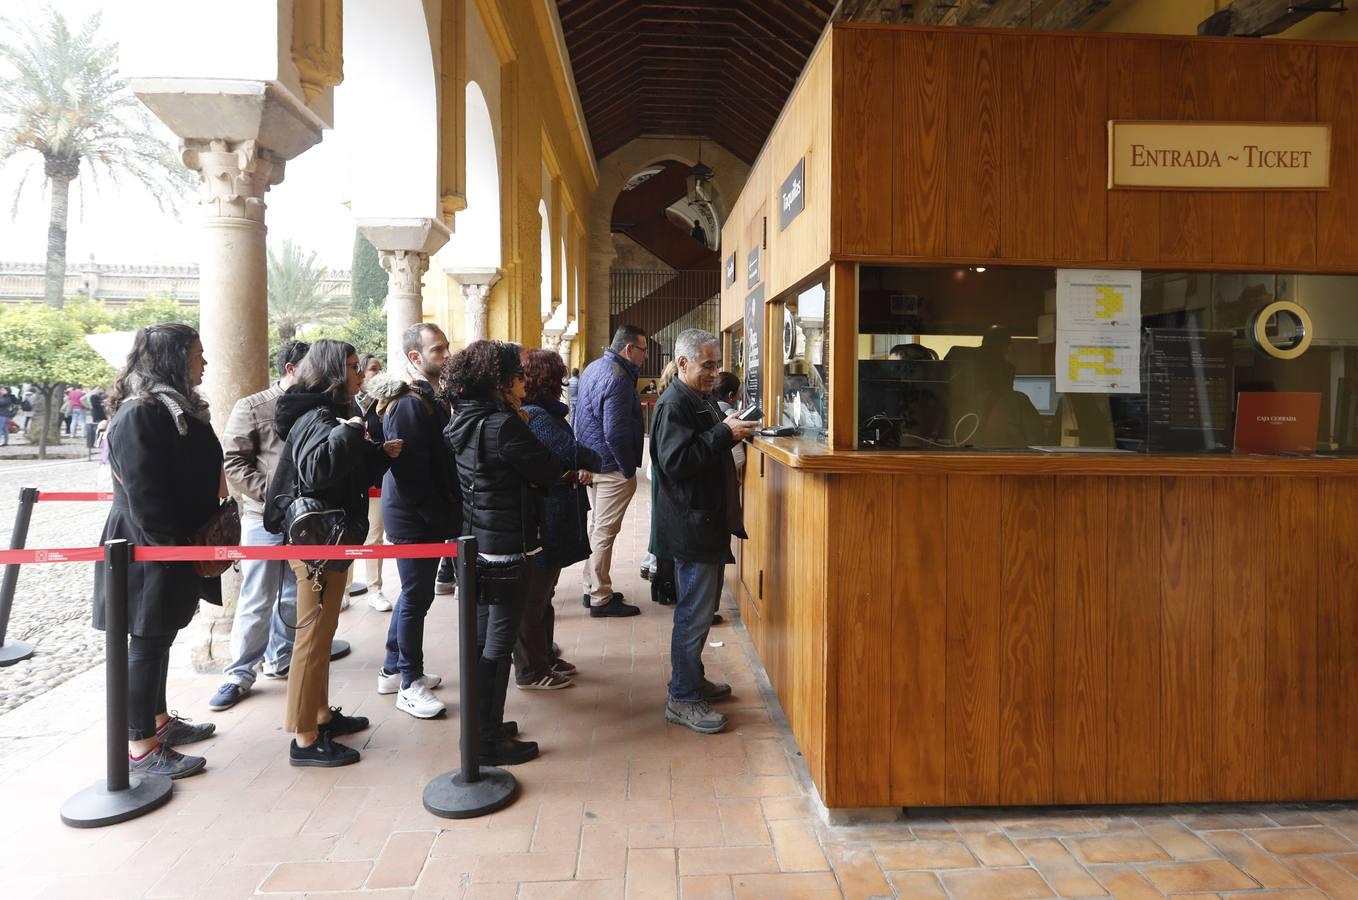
[
  {"xmin": 275, "ymin": 387, "xmax": 341, "ymax": 439},
  {"xmin": 447, "ymin": 398, "xmax": 509, "ymax": 453}
]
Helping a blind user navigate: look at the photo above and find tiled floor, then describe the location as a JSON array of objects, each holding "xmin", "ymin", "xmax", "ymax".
[{"xmin": 5, "ymin": 481, "xmax": 1358, "ymax": 897}]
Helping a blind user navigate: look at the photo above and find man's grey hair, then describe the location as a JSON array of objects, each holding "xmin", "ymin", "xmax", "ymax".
[{"xmin": 674, "ymin": 328, "xmax": 719, "ymax": 364}]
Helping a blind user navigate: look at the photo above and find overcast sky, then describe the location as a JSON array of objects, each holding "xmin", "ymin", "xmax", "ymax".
[{"xmin": 0, "ymin": 0, "xmax": 357, "ymax": 269}]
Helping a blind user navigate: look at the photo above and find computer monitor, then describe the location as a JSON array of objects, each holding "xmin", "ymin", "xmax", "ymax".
[
  {"xmin": 858, "ymin": 359, "xmax": 954, "ymax": 446},
  {"xmin": 1013, "ymin": 375, "xmax": 1058, "ymax": 415}
]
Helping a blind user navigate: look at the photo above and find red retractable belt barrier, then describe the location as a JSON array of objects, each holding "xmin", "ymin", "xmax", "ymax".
[
  {"xmin": 0, "ymin": 547, "xmax": 106, "ymax": 565},
  {"xmin": 0, "ymin": 542, "xmax": 454, "ymax": 565},
  {"xmin": 34, "ymin": 491, "xmax": 115, "ymax": 502}
]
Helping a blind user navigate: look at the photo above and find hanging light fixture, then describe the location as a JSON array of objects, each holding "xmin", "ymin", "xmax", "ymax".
[{"xmin": 687, "ymin": 138, "xmax": 715, "ymax": 203}]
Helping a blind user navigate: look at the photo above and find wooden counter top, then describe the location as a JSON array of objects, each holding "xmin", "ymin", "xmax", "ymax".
[{"xmin": 751, "ymin": 435, "xmax": 1358, "ymax": 476}]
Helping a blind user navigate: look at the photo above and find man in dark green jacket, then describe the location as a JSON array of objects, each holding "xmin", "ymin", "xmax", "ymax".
[{"xmin": 650, "ymin": 328, "xmax": 760, "ymax": 734}]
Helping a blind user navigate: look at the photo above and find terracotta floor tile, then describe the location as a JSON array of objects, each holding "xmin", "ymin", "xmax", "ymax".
[
  {"xmin": 1016, "ymin": 837, "xmax": 1107, "ymax": 896},
  {"xmin": 961, "ymin": 830, "xmax": 1027, "ymax": 866},
  {"xmin": 885, "ymin": 871, "xmax": 947, "ymax": 898},
  {"xmin": 1071, "ymin": 834, "xmax": 1172, "ymax": 864},
  {"xmin": 470, "ymin": 851, "xmax": 578, "ymax": 883},
  {"xmin": 1086, "ymin": 864, "xmax": 1164, "ymax": 900},
  {"xmin": 712, "ymin": 775, "xmax": 799, "ymax": 799},
  {"xmin": 768, "ymin": 818, "xmax": 829, "ymax": 872},
  {"xmin": 1138, "ymin": 859, "xmax": 1260, "ymax": 893},
  {"xmin": 1284, "ymin": 856, "xmax": 1358, "ymax": 899},
  {"xmin": 627, "ymin": 848, "xmax": 679, "ymax": 900},
  {"xmin": 680, "ymin": 875, "xmax": 733, "ymax": 899},
  {"xmin": 431, "ymin": 825, "xmax": 533, "ymax": 856},
  {"xmin": 825, "ymin": 845, "xmax": 891, "ymax": 900},
  {"xmin": 367, "ymin": 831, "xmax": 436, "ymax": 889},
  {"xmin": 743, "ymin": 740, "xmax": 792, "ymax": 777},
  {"xmin": 519, "ymin": 881, "xmax": 625, "ymax": 900},
  {"xmin": 1176, "ymin": 811, "xmax": 1278, "ymax": 831},
  {"xmin": 730, "ymin": 872, "xmax": 841, "ymax": 898},
  {"xmin": 674, "ymin": 819, "xmax": 726, "ymax": 849},
  {"xmin": 717, "ymin": 798, "xmax": 771, "ymax": 846},
  {"xmin": 761, "ymin": 797, "xmax": 810, "ymax": 820},
  {"xmin": 1202, "ymin": 829, "xmax": 1308, "ymax": 889},
  {"xmin": 1144, "ymin": 821, "xmax": 1216, "ymax": 860},
  {"xmin": 1249, "ymin": 825, "xmax": 1355, "ymax": 855},
  {"xmin": 259, "ymin": 860, "xmax": 372, "ymax": 892},
  {"xmin": 939, "ymin": 868, "xmax": 1055, "ymax": 900},
  {"xmin": 678, "ymin": 846, "xmax": 781, "ymax": 876},
  {"xmin": 873, "ymin": 838, "xmax": 976, "ymax": 870},
  {"xmin": 580, "ymin": 823, "xmax": 630, "ymax": 879}
]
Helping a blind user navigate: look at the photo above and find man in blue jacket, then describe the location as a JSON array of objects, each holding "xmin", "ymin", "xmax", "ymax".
[
  {"xmin": 371, "ymin": 323, "xmax": 456, "ymax": 719},
  {"xmin": 573, "ymin": 324, "xmax": 649, "ymax": 618}
]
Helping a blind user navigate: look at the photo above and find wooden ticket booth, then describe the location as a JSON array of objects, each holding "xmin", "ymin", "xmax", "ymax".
[{"xmin": 720, "ymin": 23, "xmax": 1358, "ymax": 811}]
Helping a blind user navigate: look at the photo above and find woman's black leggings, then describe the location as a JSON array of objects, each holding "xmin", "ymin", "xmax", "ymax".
[
  {"xmin": 128, "ymin": 631, "xmax": 177, "ymax": 740},
  {"xmin": 476, "ymin": 570, "xmax": 528, "ymax": 660}
]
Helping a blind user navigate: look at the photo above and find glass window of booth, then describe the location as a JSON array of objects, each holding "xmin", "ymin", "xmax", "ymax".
[
  {"xmin": 770, "ymin": 278, "xmax": 830, "ymax": 444},
  {"xmin": 856, "ymin": 265, "xmax": 1358, "ymax": 454}
]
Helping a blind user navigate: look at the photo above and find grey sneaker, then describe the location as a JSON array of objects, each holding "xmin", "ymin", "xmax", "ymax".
[
  {"xmin": 157, "ymin": 712, "xmax": 216, "ymax": 746},
  {"xmin": 129, "ymin": 744, "xmax": 206, "ymax": 780},
  {"xmin": 665, "ymin": 699, "xmax": 727, "ymax": 734},
  {"xmin": 701, "ymin": 680, "xmax": 733, "ymax": 702}
]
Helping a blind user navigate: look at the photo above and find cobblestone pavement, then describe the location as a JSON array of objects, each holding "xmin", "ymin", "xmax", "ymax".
[{"xmin": 0, "ymin": 456, "xmax": 112, "ymax": 714}]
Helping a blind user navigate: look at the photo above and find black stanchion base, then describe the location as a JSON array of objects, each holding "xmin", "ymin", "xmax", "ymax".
[
  {"xmin": 348, "ymin": 581, "xmax": 368, "ymax": 597},
  {"xmin": 329, "ymin": 640, "xmax": 350, "ymax": 661},
  {"xmin": 60, "ymin": 773, "xmax": 172, "ymax": 828},
  {"xmin": 423, "ymin": 767, "xmax": 517, "ymax": 819},
  {"xmin": 0, "ymin": 639, "xmax": 35, "ymax": 667}
]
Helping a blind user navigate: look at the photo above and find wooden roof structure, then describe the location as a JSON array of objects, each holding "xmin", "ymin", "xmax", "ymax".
[{"xmin": 555, "ymin": 0, "xmax": 838, "ymax": 164}]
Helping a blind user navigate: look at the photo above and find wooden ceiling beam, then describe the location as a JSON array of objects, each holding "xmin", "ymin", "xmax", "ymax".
[{"xmin": 1198, "ymin": 0, "xmax": 1345, "ymax": 36}]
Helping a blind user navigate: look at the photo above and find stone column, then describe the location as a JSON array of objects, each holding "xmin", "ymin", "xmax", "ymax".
[
  {"xmin": 180, "ymin": 139, "xmax": 283, "ymax": 433},
  {"xmin": 358, "ymin": 218, "xmax": 451, "ymax": 367},
  {"xmin": 447, "ymin": 268, "xmax": 502, "ymax": 346}
]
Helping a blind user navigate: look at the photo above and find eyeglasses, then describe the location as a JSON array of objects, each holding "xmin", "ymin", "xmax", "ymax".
[{"xmin": 627, "ymin": 342, "xmax": 650, "ymax": 356}]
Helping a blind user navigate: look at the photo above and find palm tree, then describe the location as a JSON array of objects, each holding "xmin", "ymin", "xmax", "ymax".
[
  {"xmin": 268, "ymin": 240, "xmax": 350, "ymax": 341},
  {"xmin": 0, "ymin": 7, "xmax": 190, "ymax": 307}
]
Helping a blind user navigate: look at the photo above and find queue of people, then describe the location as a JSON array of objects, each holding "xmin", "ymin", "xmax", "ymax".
[{"xmin": 96, "ymin": 319, "xmax": 757, "ymax": 780}]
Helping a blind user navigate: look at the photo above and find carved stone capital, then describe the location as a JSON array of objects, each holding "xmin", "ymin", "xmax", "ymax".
[
  {"xmin": 292, "ymin": 0, "xmax": 344, "ymax": 105},
  {"xmin": 180, "ymin": 138, "xmax": 284, "ymax": 221},
  {"xmin": 379, "ymin": 249, "xmax": 430, "ymax": 298},
  {"xmin": 540, "ymin": 330, "xmax": 563, "ymax": 353}
]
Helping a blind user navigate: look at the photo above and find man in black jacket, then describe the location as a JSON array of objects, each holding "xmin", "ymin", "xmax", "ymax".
[
  {"xmin": 650, "ymin": 328, "xmax": 760, "ymax": 734},
  {"xmin": 375, "ymin": 323, "xmax": 457, "ymax": 720}
]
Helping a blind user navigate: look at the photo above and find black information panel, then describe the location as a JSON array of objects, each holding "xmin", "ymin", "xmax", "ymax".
[
  {"xmin": 744, "ymin": 284, "xmax": 765, "ymax": 406},
  {"xmin": 1144, "ymin": 329, "xmax": 1234, "ymax": 452}
]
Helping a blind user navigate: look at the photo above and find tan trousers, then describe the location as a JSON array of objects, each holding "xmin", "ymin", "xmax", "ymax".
[
  {"xmin": 583, "ymin": 471, "xmax": 638, "ymax": 605},
  {"xmin": 361, "ymin": 497, "xmax": 384, "ymax": 591},
  {"xmin": 284, "ymin": 561, "xmax": 347, "ymax": 734}
]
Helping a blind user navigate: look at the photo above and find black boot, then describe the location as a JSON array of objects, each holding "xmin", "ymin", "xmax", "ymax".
[{"xmin": 477, "ymin": 656, "xmax": 538, "ymax": 765}]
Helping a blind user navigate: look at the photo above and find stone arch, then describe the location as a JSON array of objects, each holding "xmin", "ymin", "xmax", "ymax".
[
  {"xmin": 539, "ymin": 198, "xmax": 553, "ymax": 323},
  {"xmin": 442, "ymin": 80, "xmax": 501, "ymax": 270}
]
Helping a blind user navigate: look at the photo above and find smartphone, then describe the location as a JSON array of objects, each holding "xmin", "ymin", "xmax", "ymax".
[{"xmin": 737, "ymin": 404, "xmax": 763, "ymax": 421}]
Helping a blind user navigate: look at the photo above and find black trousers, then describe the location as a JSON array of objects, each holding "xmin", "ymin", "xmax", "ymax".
[
  {"xmin": 476, "ymin": 566, "xmax": 528, "ymax": 660},
  {"xmin": 512, "ymin": 565, "xmax": 562, "ymax": 683},
  {"xmin": 128, "ymin": 631, "xmax": 176, "ymax": 740}
]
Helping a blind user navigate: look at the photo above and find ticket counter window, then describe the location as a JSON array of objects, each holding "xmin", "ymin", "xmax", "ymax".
[
  {"xmin": 856, "ymin": 265, "xmax": 1358, "ymax": 454},
  {"xmin": 773, "ymin": 280, "xmax": 830, "ymax": 444}
]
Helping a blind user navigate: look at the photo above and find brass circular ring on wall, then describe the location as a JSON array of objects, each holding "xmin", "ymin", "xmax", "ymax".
[{"xmin": 1250, "ymin": 300, "xmax": 1313, "ymax": 360}]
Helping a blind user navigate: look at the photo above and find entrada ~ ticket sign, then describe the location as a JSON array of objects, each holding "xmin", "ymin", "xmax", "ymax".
[{"xmin": 1108, "ymin": 121, "xmax": 1330, "ymax": 190}]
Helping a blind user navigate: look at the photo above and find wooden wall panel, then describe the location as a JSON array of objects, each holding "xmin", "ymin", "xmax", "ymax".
[
  {"xmin": 894, "ymin": 30, "xmax": 948, "ymax": 258},
  {"xmin": 1212, "ymin": 477, "xmax": 1268, "ymax": 800},
  {"xmin": 1053, "ymin": 477, "xmax": 1108, "ymax": 803},
  {"xmin": 1053, "ymin": 38, "xmax": 1108, "ymax": 263},
  {"xmin": 1267, "ymin": 478, "xmax": 1319, "ymax": 799},
  {"xmin": 1106, "ymin": 39, "xmax": 1161, "ymax": 263},
  {"xmin": 998, "ymin": 477, "xmax": 1055, "ymax": 805},
  {"xmin": 828, "ymin": 262, "xmax": 858, "ymax": 451},
  {"xmin": 830, "ymin": 474, "xmax": 894, "ymax": 806},
  {"xmin": 832, "ymin": 28, "xmax": 893, "ymax": 257},
  {"xmin": 999, "ymin": 36, "xmax": 1054, "ymax": 261},
  {"xmin": 945, "ymin": 476, "xmax": 1002, "ymax": 805},
  {"xmin": 1158, "ymin": 42, "xmax": 1213, "ymax": 265},
  {"xmin": 1159, "ymin": 478, "xmax": 1214, "ymax": 801},
  {"xmin": 1318, "ymin": 46, "xmax": 1358, "ymax": 267},
  {"xmin": 1264, "ymin": 45, "xmax": 1318, "ymax": 269},
  {"xmin": 1210, "ymin": 43, "xmax": 1266, "ymax": 266},
  {"xmin": 1318, "ymin": 479, "xmax": 1358, "ymax": 797},
  {"xmin": 889, "ymin": 475, "xmax": 947, "ymax": 805},
  {"xmin": 783, "ymin": 468, "xmax": 828, "ymax": 791},
  {"xmin": 771, "ymin": 34, "xmax": 834, "ymax": 295},
  {"xmin": 944, "ymin": 34, "xmax": 1000, "ymax": 259},
  {"xmin": 1106, "ymin": 478, "xmax": 1161, "ymax": 802}
]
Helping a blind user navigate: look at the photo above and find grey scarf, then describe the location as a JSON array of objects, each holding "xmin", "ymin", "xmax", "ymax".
[{"xmin": 131, "ymin": 375, "xmax": 210, "ymax": 436}]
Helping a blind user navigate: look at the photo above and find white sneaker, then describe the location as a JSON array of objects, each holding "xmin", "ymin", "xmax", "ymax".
[
  {"xmin": 368, "ymin": 591, "xmax": 393, "ymax": 612},
  {"xmin": 377, "ymin": 669, "xmax": 442, "ymax": 695},
  {"xmin": 339, "ymin": 595, "xmax": 351, "ymax": 611},
  {"xmin": 396, "ymin": 681, "xmax": 446, "ymax": 719}
]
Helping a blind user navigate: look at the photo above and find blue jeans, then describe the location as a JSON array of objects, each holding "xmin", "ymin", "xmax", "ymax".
[
  {"xmin": 669, "ymin": 559, "xmax": 724, "ymax": 703},
  {"xmin": 224, "ymin": 515, "xmax": 297, "ymax": 687},
  {"xmin": 0, "ymin": 415, "xmax": 9, "ymax": 446},
  {"xmin": 383, "ymin": 543, "xmax": 439, "ymax": 687}
]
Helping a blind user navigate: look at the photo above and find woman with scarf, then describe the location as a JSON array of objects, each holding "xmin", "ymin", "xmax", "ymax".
[
  {"xmin": 271, "ymin": 339, "xmax": 401, "ymax": 767},
  {"xmin": 443, "ymin": 340, "xmax": 567, "ymax": 765},
  {"xmin": 515, "ymin": 349, "xmax": 602, "ymax": 690},
  {"xmin": 97, "ymin": 323, "xmax": 223, "ymax": 779}
]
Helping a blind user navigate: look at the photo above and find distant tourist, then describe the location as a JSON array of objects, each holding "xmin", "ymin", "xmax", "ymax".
[
  {"xmin": 66, "ymin": 385, "xmax": 88, "ymax": 437},
  {"xmin": 0, "ymin": 387, "xmax": 16, "ymax": 446},
  {"xmin": 355, "ymin": 354, "xmax": 391, "ymax": 611}
]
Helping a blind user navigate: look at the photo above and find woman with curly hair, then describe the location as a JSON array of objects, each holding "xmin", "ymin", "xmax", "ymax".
[
  {"xmin": 443, "ymin": 340, "xmax": 567, "ymax": 765},
  {"xmin": 97, "ymin": 323, "xmax": 223, "ymax": 779},
  {"xmin": 515, "ymin": 349, "xmax": 603, "ymax": 690}
]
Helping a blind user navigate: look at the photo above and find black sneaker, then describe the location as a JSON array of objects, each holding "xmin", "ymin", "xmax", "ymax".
[
  {"xmin": 590, "ymin": 594, "xmax": 641, "ymax": 618},
  {"xmin": 290, "ymin": 733, "xmax": 360, "ymax": 768},
  {"xmin": 581, "ymin": 593, "xmax": 592, "ymax": 609},
  {"xmin": 479, "ymin": 736, "xmax": 539, "ymax": 766},
  {"xmin": 157, "ymin": 712, "xmax": 216, "ymax": 746},
  {"xmin": 701, "ymin": 679, "xmax": 733, "ymax": 702},
  {"xmin": 129, "ymin": 744, "xmax": 206, "ymax": 779},
  {"xmin": 318, "ymin": 707, "xmax": 369, "ymax": 738},
  {"xmin": 501, "ymin": 720, "xmax": 519, "ymax": 738},
  {"xmin": 551, "ymin": 657, "xmax": 577, "ymax": 675}
]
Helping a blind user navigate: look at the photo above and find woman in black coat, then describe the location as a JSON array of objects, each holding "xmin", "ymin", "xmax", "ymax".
[
  {"xmin": 270, "ymin": 339, "xmax": 399, "ymax": 768},
  {"xmin": 96, "ymin": 323, "xmax": 223, "ymax": 780},
  {"xmin": 443, "ymin": 340, "xmax": 567, "ymax": 766}
]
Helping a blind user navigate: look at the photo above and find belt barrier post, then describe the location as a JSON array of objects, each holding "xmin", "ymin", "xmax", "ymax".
[
  {"xmin": 0, "ymin": 486, "xmax": 38, "ymax": 666},
  {"xmin": 422, "ymin": 535, "xmax": 517, "ymax": 818},
  {"xmin": 61, "ymin": 539, "xmax": 173, "ymax": 827}
]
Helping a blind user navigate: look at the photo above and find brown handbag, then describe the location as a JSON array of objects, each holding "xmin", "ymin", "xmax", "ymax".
[{"xmin": 190, "ymin": 497, "xmax": 241, "ymax": 577}]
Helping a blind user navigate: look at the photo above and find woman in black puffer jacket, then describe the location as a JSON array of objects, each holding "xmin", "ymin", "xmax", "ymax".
[
  {"xmin": 443, "ymin": 340, "xmax": 567, "ymax": 766},
  {"xmin": 271, "ymin": 339, "xmax": 399, "ymax": 768}
]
